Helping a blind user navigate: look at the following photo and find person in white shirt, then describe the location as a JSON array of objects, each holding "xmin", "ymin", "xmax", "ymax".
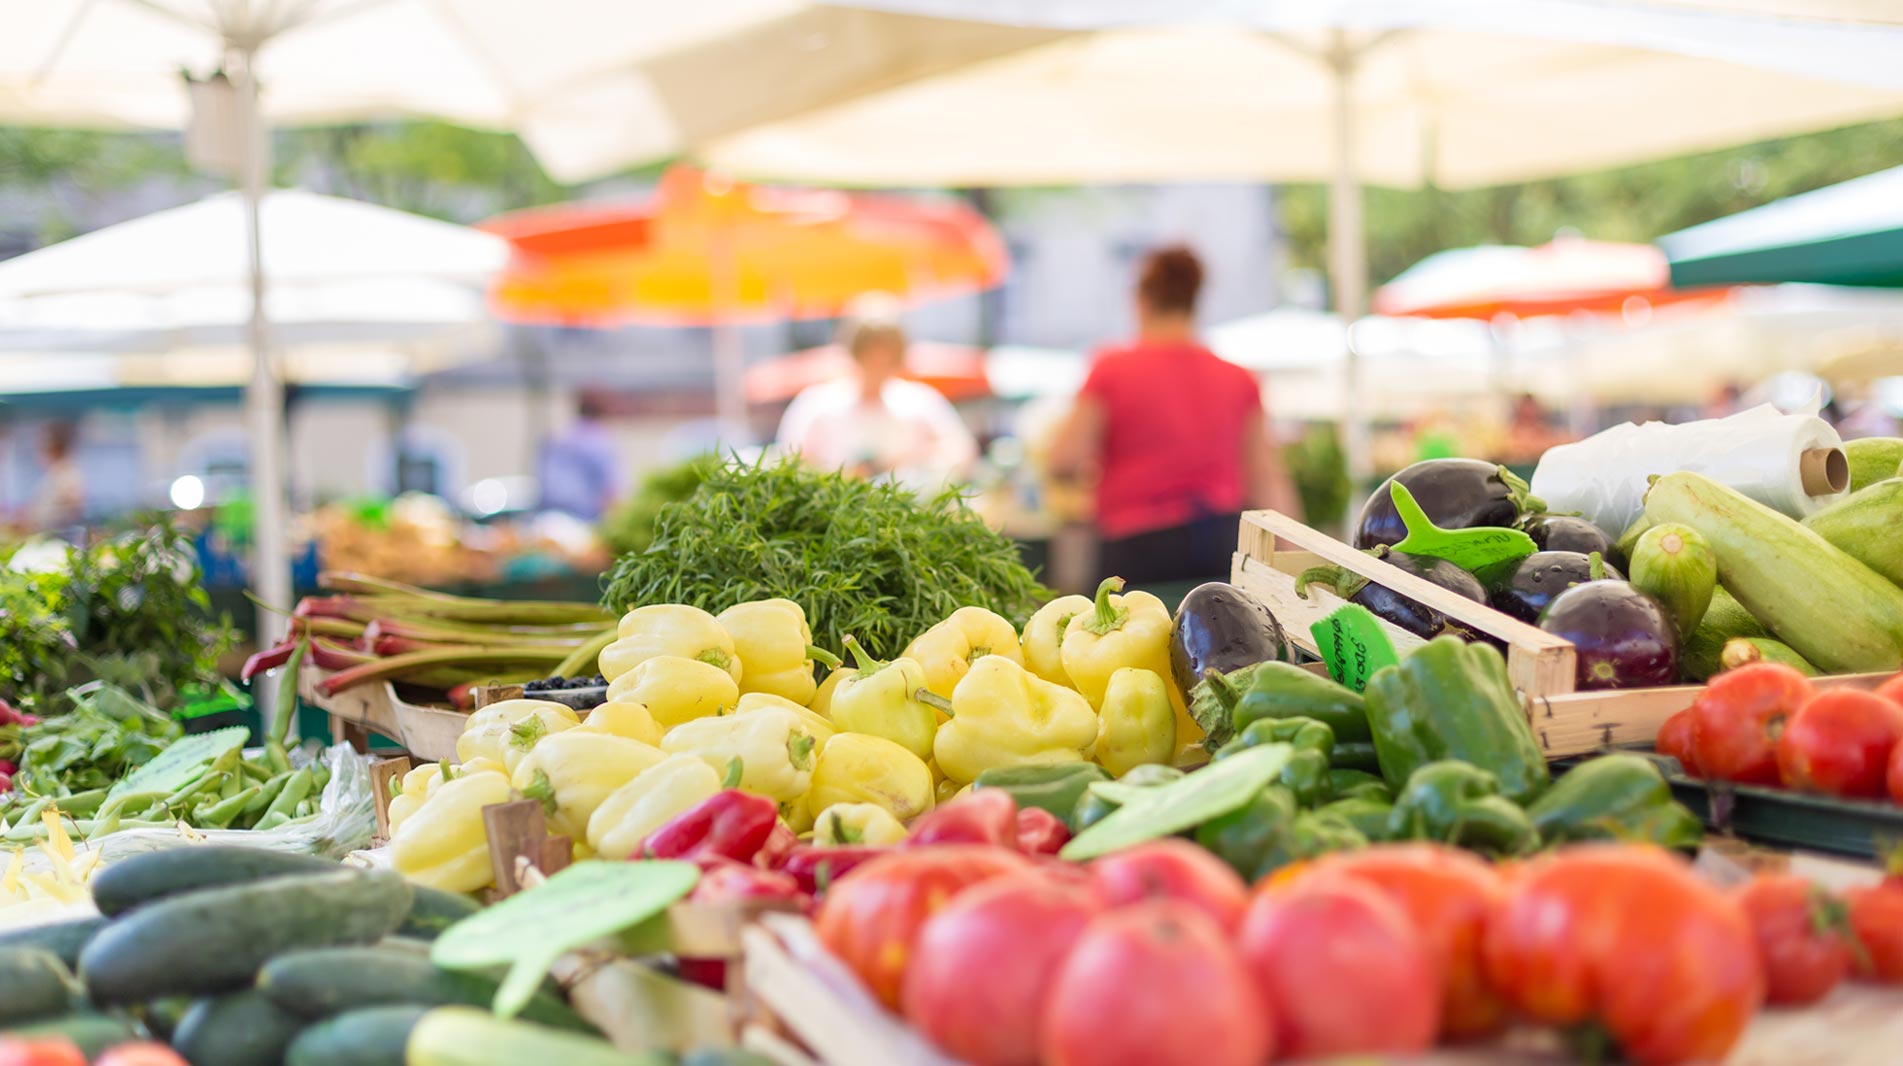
[{"xmin": 775, "ymin": 300, "xmax": 978, "ymax": 489}]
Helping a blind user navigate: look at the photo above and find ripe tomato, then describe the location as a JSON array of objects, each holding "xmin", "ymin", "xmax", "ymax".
[
  {"xmin": 902, "ymin": 872, "xmax": 1100, "ymax": 1066},
  {"xmin": 1090, "ymin": 839, "xmax": 1249, "ymax": 931},
  {"xmin": 92, "ymin": 1046, "xmax": 190, "ymax": 1066},
  {"xmin": 1041, "ymin": 900, "xmax": 1269, "ymax": 1066},
  {"xmin": 1875, "ymin": 672, "xmax": 1903, "ymax": 707},
  {"xmin": 813, "ymin": 844, "xmax": 1032, "ymax": 1008},
  {"xmin": 1483, "ymin": 844, "xmax": 1762, "ymax": 1065},
  {"xmin": 1846, "ymin": 880, "xmax": 1903, "ymax": 983},
  {"xmin": 1237, "ymin": 873, "xmax": 1441, "ymax": 1058},
  {"xmin": 1775, "ymin": 690, "xmax": 1903, "ymax": 798},
  {"xmin": 0, "ymin": 1040, "xmax": 85, "ymax": 1066},
  {"xmin": 1890, "ymin": 739, "xmax": 1903, "ymax": 805},
  {"xmin": 1688, "ymin": 663, "xmax": 1815, "ymax": 785},
  {"xmin": 1654, "ymin": 708, "xmax": 1700, "ymax": 776},
  {"xmin": 1734, "ymin": 873, "xmax": 1854, "ymax": 1005},
  {"xmin": 1304, "ymin": 843, "xmax": 1508, "ymax": 1040}
]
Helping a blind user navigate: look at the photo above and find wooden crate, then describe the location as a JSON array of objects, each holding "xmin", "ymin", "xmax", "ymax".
[
  {"xmin": 1232, "ymin": 510, "xmax": 1893, "ymax": 758},
  {"xmin": 299, "ymin": 667, "xmax": 466, "ymax": 761}
]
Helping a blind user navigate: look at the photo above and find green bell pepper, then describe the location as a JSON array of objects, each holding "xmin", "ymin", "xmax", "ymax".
[
  {"xmin": 1386, "ymin": 760, "xmax": 1539, "ymax": 857},
  {"xmin": 1215, "ymin": 717, "xmax": 1335, "ymax": 807},
  {"xmin": 1070, "ymin": 764, "xmax": 1184, "ymax": 833},
  {"xmin": 1194, "ymin": 786, "xmax": 1368, "ymax": 882},
  {"xmin": 1528, "ymin": 754, "xmax": 1704, "ymax": 850},
  {"xmin": 974, "ymin": 762, "xmax": 1111, "ymax": 828},
  {"xmin": 1363, "ymin": 636, "xmax": 1550, "ymax": 804},
  {"xmin": 1313, "ymin": 795, "xmax": 1395, "ymax": 842},
  {"xmin": 1328, "ymin": 769, "xmax": 1391, "ymax": 803},
  {"xmin": 1193, "ymin": 661, "xmax": 1374, "ymax": 757}
]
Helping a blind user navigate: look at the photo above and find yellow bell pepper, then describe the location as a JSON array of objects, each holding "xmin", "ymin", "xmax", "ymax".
[
  {"xmin": 1093, "ymin": 667, "xmax": 1176, "ymax": 776},
  {"xmin": 929, "ymin": 655, "xmax": 1097, "ymax": 784},
  {"xmin": 808, "ymin": 665, "xmax": 855, "ymax": 719},
  {"xmin": 511, "ymin": 731, "xmax": 669, "ymax": 840},
  {"xmin": 578, "ymin": 699, "xmax": 665, "ymax": 747},
  {"xmin": 605, "ymin": 655, "xmax": 740, "ymax": 729},
  {"xmin": 812, "ymin": 802, "xmax": 909, "ymax": 847},
  {"xmin": 1061, "ymin": 577, "xmax": 1201, "ymax": 756},
  {"xmin": 1020, "ymin": 594, "xmax": 1092, "ymax": 687},
  {"xmin": 717, "ymin": 599, "xmax": 842, "ymax": 705},
  {"xmin": 585, "ymin": 753, "xmax": 723, "ymax": 860},
  {"xmin": 735, "ymin": 692, "xmax": 838, "ymax": 753},
  {"xmin": 782, "ymin": 794, "xmax": 816, "ymax": 835},
  {"xmin": 904, "ymin": 607, "xmax": 1025, "ymax": 699},
  {"xmin": 601, "ymin": 604, "xmax": 742, "ymax": 684},
  {"xmin": 455, "ymin": 699, "xmax": 579, "ymax": 767},
  {"xmin": 457, "ymin": 757, "xmax": 507, "ymax": 778},
  {"xmin": 386, "ymin": 762, "xmax": 448, "ymax": 832},
  {"xmin": 390, "ymin": 769, "xmax": 513, "ymax": 893},
  {"xmin": 807, "ymin": 732, "xmax": 935, "ymax": 822},
  {"xmin": 827, "ymin": 637, "xmax": 939, "ymax": 761},
  {"xmin": 932, "ymin": 764, "xmax": 962, "ymax": 807},
  {"xmin": 661, "ymin": 704, "xmax": 818, "ymax": 803}
]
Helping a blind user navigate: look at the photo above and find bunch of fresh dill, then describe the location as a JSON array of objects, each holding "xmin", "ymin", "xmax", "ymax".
[{"xmin": 601, "ymin": 459, "xmax": 1050, "ymax": 658}]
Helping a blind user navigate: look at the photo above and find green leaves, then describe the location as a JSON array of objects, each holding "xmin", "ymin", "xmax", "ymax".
[{"xmin": 601, "ymin": 457, "xmax": 1050, "ymax": 659}]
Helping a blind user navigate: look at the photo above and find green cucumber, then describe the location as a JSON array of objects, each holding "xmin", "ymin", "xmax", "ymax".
[
  {"xmin": 408, "ymin": 1005, "xmax": 666, "ymax": 1066},
  {"xmin": 1628, "ymin": 522, "xmax": 1717, "ymax": 641},
  {"xmin": 397, "ymin": 885, "xmax": 483, "ymax": 941},
  {"xmin": 1645, "ymin": 472, "xmax": 1903, "ymax": 674},
  {"xmin": 285, "ymin": 1005, "xmax": 428, "ymax": 1066},
  {"xmin": 0, "ymin": 915, "xmax": 107, "ymax": 968},
  {"xmin": 137, "ymin": 997, "xmax": 194, "ymax": 1042},
  {"xmin": 1721, "ymin": 636, "xmax": 1821, "ymax": 676},
  {"xmin": 1679, "ymin": 586, "xmax": 1768, "ymax": 681},
  {"xmin": 90, "ymin": 845, "xmax": 340, "ymax": 916},
  {"xmin": 0, "ymin": 948, "xmax": 79, "ymax": 1026},
  {"xmin": 1843, "ymin": 437, "xmax": 1903, "ymax": 492},
  {"xmin": 258, "ymin": 945, "xmax": 594, "ymax": 1031},
  {"xmin": 171, "ymin": 990, "xmax": 306, "ymax": 1066},
  {"xmin": 2, "ymin": 1012, "xmax": 144, "ymax": 1056},
  {"xmin": 1805, "ymin": 479, "xmax": 1903, "ymax": 589},
  {"xmin": 81, "ymin": 869, "xmax": 412, "ymax": 1004}
]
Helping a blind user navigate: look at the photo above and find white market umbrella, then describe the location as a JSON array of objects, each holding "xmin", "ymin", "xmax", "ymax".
[{"xmin": 0, "ymin": 188, "xmax": 505, "ymax": 640}]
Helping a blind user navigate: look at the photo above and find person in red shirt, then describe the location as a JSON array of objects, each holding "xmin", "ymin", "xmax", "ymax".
[{"xmin": 1050, "ymin": 245, "xmax": 1298, "ymax": 585}]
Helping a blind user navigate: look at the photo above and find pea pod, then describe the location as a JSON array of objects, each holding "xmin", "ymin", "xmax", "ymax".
[
  {"xmin": 198, "ymin": 786, "xmax": 262, "ymax": 829},
  {"xmin": 261, "ymin": 769, "xmax": 314, "ymax": 823},
  {"xmin": 244, "ymin": 772, "xmax": 294, "ymax": 818}
]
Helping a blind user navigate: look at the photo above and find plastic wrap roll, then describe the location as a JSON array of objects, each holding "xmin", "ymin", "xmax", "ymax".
[{"xmin": 1531, "ymin": 405, "xmax": 1848, "ymax": 537}]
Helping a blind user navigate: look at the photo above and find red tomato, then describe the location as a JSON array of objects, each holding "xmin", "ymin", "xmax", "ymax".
[
  {"xmin": 1875, "ymin": 673, "xmax": 1903, "ymax": 707},
  {"xmin": 1041, "ymin": 900, "xmax": 1269, "ymax": 1066},
  {"xmin": 1846, "ymin": 880, "xmax": 1903, "ymax": 983},
  {"xmin": 1304, "ymin": 843, "xmax": 1508, "ymax": 1040},
  {"xmin": 1654, "ymin": 708, "xmax": 1700, "ymax": 776},
  {"xmin": 1734, "ymin": 873, "xmax": 1854, "ymax": 1005},
  {"xmin": 1090, "ymin": 839, "xmax": 1249, "ymax": 931},
  {"xmin": 1483, "ymin": 845, "xmax": 1763, "ymax": 1065},
  {"xmin": 1775, "ymin": 690, "xmax": 1903, "ymax": 798},
  {"xmin": 92, "ymin": 1045, "xmax": 190, "ymax": 1066},
  {"xmin": 0, "ymin": 1040, "xmax": 85, "ymax": 1066},
  {"xmin": 1238, "ymin": 874, "xmax": 1441, "ymax": 1058},
  {"xmin": 1890, "ymin": 739, "xmax": 1903, "ymax": 805},
  {"xmin": 1689, "ymin": 663, "xmax": 1815, "ymax": 785},
  {"xmin": 902, "ymin": 871, "xmax": 1100, "ymax": 1066},
  {"xmin": 813, "ymin": 845, "xmax": 1032, "ymax": 1008}
]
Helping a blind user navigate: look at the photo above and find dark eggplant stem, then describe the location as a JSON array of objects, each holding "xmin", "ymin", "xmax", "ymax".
[{"xmin": 1294, "ymin": 564, "xmax": 1370, "ymax": 603}]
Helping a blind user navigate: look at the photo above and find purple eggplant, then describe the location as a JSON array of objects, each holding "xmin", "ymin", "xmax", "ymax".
[
  {"xmin": 1519, "ymin": 514, "xmax": 1613, "ymax": 558},
  {"xmin": 1539, "ymin": 580, "xmax": 1678, "ymax": 690},
  {"xmin": 1299, "ymin": 550, "xmax": 1488, "ymax": 642},
  {"xmin": 1353, "ymin": 459, "xmax": 1543, "ymax": 549},
  {"xmin": 1488, "ymin": 551, "xmax": 1624, "ymax": 625},
  {"xmin": 1169, "ymin": 582, "xmax": 1292, "ymax": 694}
]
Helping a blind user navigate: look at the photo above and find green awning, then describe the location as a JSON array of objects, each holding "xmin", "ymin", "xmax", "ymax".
[{"xmin": 1659, "ymin": 166, "xmax": 1903, "ymax": 289}]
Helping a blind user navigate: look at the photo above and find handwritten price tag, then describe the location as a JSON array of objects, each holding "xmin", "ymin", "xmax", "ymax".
[
  {"xmin": 1309, "ymin": 603, "xmax": 1401, "ymax": 692},
  {"xmin": 1388, "ymin": 481, "xmax": 1537, "ymax": 573}
]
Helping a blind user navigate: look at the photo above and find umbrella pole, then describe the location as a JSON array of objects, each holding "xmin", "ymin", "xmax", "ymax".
[
  {"xmin": 711, "ymin": 232, "xmax": 749, "ymax": 445},
  {"xmin": 234, "ymin": 48, "xmax": 294, "ymax": 729},
  {"xmin": 1326, "ymin": 32, "xmax": 1371, "ymax": 520}
]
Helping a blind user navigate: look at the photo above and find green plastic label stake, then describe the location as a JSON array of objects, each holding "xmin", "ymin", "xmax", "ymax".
[
  {"xmin": 1388, "ymin": 481, "xmax": 1537, "ymax": 574},
  {"xmin": 1310, "ymin": 603, "xmax": 1401, "ymax": 692}
]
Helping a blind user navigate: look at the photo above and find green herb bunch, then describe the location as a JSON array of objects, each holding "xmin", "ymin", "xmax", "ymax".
[
  {"xmin": 602, "ymin": 458, "xmax": 1050, "ymax": 658},
  {"xmin": 0, "ymin": 516, "xmax": 236, "ymax": 714},
  {"xmin": 597, "ymin": 453, "xmax": 720, "ymax": 557},
  {"xmin": 9, "ymin": 685, "xmax": 180, "ymax": 797}
]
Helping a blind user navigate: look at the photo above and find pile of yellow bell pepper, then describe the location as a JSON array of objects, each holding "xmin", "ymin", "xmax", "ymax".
[{"xmin": 386, "ymin": 582, "xmax": 1191, "ymax": 893}]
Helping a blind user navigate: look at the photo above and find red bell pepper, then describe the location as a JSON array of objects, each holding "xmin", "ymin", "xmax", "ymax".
[
  {"xmin": 755, "ymin": 820, "xmax": 797, "ymax": 870},
  {"xmin": 782, "ymin": 845, "xmax": 886, "ymax": 896},
  {"xmin": 643, "ymin": 790, "xmax": 780, "ymax": 864},
  {"xmin": 690, "ymin": 857, "xmax": 807, "ymax": 905},
  {"xmin": 905, "ymin": 788, "xmax": 1018, "ymax": 849},
  {"xmin": 1015, "ymin": 806, "xmax": 1071, "ymax": 855}
]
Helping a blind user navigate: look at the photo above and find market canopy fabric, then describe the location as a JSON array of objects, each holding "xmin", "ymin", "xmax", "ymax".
[
  {"xmin": 1658, "ymin": 166, "xmax": 1903, "ymax": 289},
  {"xmin": 1373, "ymin": 238, "xmax": 1728, "ymax": 319}
]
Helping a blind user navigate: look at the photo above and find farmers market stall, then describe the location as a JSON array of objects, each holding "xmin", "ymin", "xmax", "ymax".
[{"xmin": 8, "ymin": 448, "xmax": 1903, "ymax": 1066}]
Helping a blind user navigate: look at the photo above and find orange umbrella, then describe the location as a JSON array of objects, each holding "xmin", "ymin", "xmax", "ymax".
[
  {"xmin": 481, "ymin": 166, "xmax": 1008, "ymax": 327},
  {"xmin": 745, "ymin": 342, "xmax": 991, "ymax": 405},
  {"xmin": 1373, "ymin": 237, "xmax": 1730, "ymax": 319}
]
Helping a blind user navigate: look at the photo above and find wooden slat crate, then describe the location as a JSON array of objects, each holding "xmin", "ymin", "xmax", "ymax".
[
  {"xmin": 299, "ymin": 667, "xmax": 466, "ymax": 761},
  {"xmin": 1231, "ymin": 510, "xmax": 1892, "ymax": 757}
]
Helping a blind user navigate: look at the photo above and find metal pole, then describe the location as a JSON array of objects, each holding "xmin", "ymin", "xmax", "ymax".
[
  {"xmin": 234, "ymin": 48, "xmax": 293, "ymax": 721},
  {"xmin": 710, "ymin": 231, "xmax": 749, "ymax": 446},
  {"xmin": 1326, "ymin": 30, "xmax": 1371, "ymax": 522}
]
